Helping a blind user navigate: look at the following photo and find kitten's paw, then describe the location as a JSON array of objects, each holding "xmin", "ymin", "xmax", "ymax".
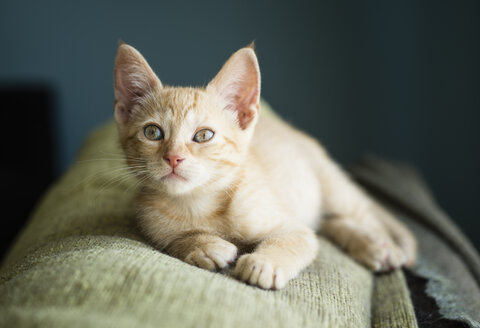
[
  {"xmin": 349, "ymin": 235, "xmax": 406, "ymax": 272},
  {"xmin": 185, "ymin": 240, "xmax": 237, "ymax": 271},
  {"xmin": 234, "ymin": 254, "xmax": 287, "ymax": 290}
]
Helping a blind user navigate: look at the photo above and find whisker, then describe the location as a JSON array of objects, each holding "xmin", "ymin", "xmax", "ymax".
[
  {"xmin": 69, "ymin": 164, "xmax": 147, "ymax": 192},
  {"xmin": 92, "ymin": 170, "xmax": 144, "ymax": 203}
]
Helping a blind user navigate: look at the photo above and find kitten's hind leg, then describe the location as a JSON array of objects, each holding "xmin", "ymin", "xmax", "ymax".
[
  {"xmin": 371, "ymin": 204, "xmax": 417, "ymax": 267},
  {"xmin": 312, "ymin": 152, "xmax": 416, "ymax": 270},
  {"xmin": 321, "ymin": 215, "xmax": 407, "ymax": 272}
]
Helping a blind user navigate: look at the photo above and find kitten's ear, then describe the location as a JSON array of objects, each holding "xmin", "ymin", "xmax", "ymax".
[
  {"xmin": 114, "ymin": 43, "xmax": 162, "ymax": 124},
  {"xmin": 207, "ymin": 47, "xmax": 260, "ymax": 130}
]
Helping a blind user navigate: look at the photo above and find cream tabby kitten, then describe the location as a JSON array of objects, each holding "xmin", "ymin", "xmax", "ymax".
[{"xmin": 113, "ymin": 43, "xmax": 416, "ymax": 289}]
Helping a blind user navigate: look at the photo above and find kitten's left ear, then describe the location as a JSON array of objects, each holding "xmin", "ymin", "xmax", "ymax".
[
  {"xmin": 114, "ymin": 43, "xmax": 162, "ymax": 125},
  {"xmin": 207, "ymin": 46, "xmax": 260, "ymax": 130}
]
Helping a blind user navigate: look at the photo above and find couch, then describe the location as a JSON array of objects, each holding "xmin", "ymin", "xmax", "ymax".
[{"xmin": 1, "ymin": 102, "xmax": 479, "ymax": 327}]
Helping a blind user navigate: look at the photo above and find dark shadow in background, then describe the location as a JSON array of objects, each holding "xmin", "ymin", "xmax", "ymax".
[
  {"xmin": 0, "ymin": 86, "xmax": 55, "ymax": 259},
  {"xmin": 0, "ymin": 0, "xmax": 478, "ymax": 251}
]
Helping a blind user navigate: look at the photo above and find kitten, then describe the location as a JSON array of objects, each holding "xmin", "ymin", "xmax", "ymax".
[{"xmin": 113, "ymin": 43, "xmax": 417, "ymax": 289}]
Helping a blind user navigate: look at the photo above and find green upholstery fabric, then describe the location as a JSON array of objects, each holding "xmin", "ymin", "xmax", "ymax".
[{"xmin": 1, "ymin": 102, "xmax": 477, "ymax": 327}]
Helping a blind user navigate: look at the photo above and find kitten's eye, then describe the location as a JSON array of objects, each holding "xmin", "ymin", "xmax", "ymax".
[
  {"xmin": 193, "ymin": 129, "xmax": 214, "ymax": 143},
  {"xmin": 144, "ymin": 125, "xmax": 164, "ymax": 140}
]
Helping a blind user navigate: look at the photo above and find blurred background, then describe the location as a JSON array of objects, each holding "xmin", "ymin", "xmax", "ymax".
[{"xmin": 0, "ymin": 0, "xmax": 478, "ymax": 256}]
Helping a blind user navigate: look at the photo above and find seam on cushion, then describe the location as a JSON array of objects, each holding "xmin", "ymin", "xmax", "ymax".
[{"xmin": 371, "ymin": 269, "xmax": 418, "ymax": 328}]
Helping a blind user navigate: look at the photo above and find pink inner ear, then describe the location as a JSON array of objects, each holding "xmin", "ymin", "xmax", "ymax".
[
  {"xmin": 114, "ymin": 69, "xmax": 131, "ymax": 107},
  {"xmin": 208, "ymin": 48, "xmax": 261, "ymax": 130},
  {"xmin": 114, "ymin": 68, "xmax": 141, "ymax": 124},
  {"xmin": 114, "ymin": 101, "xmax": 131, "ymax": 125},
  {"xmin": 115, "ymin": 66, "xmax": 156, "ymax": 107},
  {"xmin": 113, "ymin": 44, "xmax": 162, "ymax": 125},
  {"xmin": 236, "ymin": 86, "xmax": 259, "ymax": 128}
]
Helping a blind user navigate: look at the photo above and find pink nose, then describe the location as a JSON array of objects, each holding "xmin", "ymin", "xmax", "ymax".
[{"xmin": 164, "ymin": 155, "xmax": 185, "ymax": 169}]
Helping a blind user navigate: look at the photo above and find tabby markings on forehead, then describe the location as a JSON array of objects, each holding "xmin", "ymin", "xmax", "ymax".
[
  {"xmin": 193, "ymin": 89, "xmax": 200, "ymax": 109},
  {"xmin": 161, "ymin": 108, "xmax": 174, "ymax": 122}
]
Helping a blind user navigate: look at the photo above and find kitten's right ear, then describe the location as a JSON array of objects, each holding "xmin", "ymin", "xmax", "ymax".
[{"xmin": 114, "ymin": 43, "xmax": 162, "ymax": 124}]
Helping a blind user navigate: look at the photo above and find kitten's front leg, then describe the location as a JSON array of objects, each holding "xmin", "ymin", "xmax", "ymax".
[
  {"xmin": 165, "ymin": 233, "xmax": 238, "ymax": 271},
  {"xmin": 234, "ymin": 227, "xmax": 318, "ymax": 289}
]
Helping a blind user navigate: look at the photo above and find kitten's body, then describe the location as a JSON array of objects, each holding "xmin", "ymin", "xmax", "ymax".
[{"xmin": 114, "ymin": 44, "xmax": 416, "ymax": 289}]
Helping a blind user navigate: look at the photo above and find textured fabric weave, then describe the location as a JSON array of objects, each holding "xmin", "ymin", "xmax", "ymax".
[{"xmin": 4, "ymin": 102, "xmax": 468, "ymax": 327}]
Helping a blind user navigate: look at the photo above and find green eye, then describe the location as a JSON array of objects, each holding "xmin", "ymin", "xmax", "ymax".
[
  {"xmin": 144, "ymin": 125, "xmax": 163, "ymax": 140},
  {"xmin": 193, "ymin": 129, "xmax": 214, "ymax": 143}
]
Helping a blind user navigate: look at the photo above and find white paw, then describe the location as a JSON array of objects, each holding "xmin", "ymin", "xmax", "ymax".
[
  {"xmin": 349, "ymin": 235, "xmax": 407, "ymax": 272},
  {"xmin": 234, "ymin": 254, "xmax": 287, "ymax": 290},
  {"xmin": 185, "ymin": 240, "xmax": 237, "ymax": 271}
]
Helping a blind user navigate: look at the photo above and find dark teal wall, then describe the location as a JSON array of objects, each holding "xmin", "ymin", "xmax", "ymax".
[{"xmin": 1, "ymin": 0, "xmax": 479, "ymax": 248}]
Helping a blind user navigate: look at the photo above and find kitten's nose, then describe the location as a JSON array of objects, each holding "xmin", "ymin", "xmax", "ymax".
[{"xmin": 164, "ymin": 155, "xmax": 185, "ymax": 169}]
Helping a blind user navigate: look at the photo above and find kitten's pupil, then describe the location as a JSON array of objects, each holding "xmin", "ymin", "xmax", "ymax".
[
  {"xmin": 193, "ymin": 129, "xmax": 214, "ymax": 143},
  {"xmin": 144, "ymin": 125, "xmax": 163, "ymax": 140}
]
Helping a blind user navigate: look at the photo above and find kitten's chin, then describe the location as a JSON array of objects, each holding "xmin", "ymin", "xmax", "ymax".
[
  {"xmin": 157, "ymin": 173, "xmax": 199, "ymax": 195},
  {"xmin": 159, "ymin": 180, "xmax": 190, "ymax": 195},
  {"xmin": 147, "ymin": 168, "xmax": 214, "ymax": 196}
]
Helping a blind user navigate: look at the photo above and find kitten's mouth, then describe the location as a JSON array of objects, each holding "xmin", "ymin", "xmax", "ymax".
[{"xmin": 161, "ymin": 171, "xmax": 187, "ymax": 182}]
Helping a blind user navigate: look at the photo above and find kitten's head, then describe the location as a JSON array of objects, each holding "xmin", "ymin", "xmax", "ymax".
[{"xmin": 113, "ymin": 43, "xmax": 260, "ymax": 195}]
